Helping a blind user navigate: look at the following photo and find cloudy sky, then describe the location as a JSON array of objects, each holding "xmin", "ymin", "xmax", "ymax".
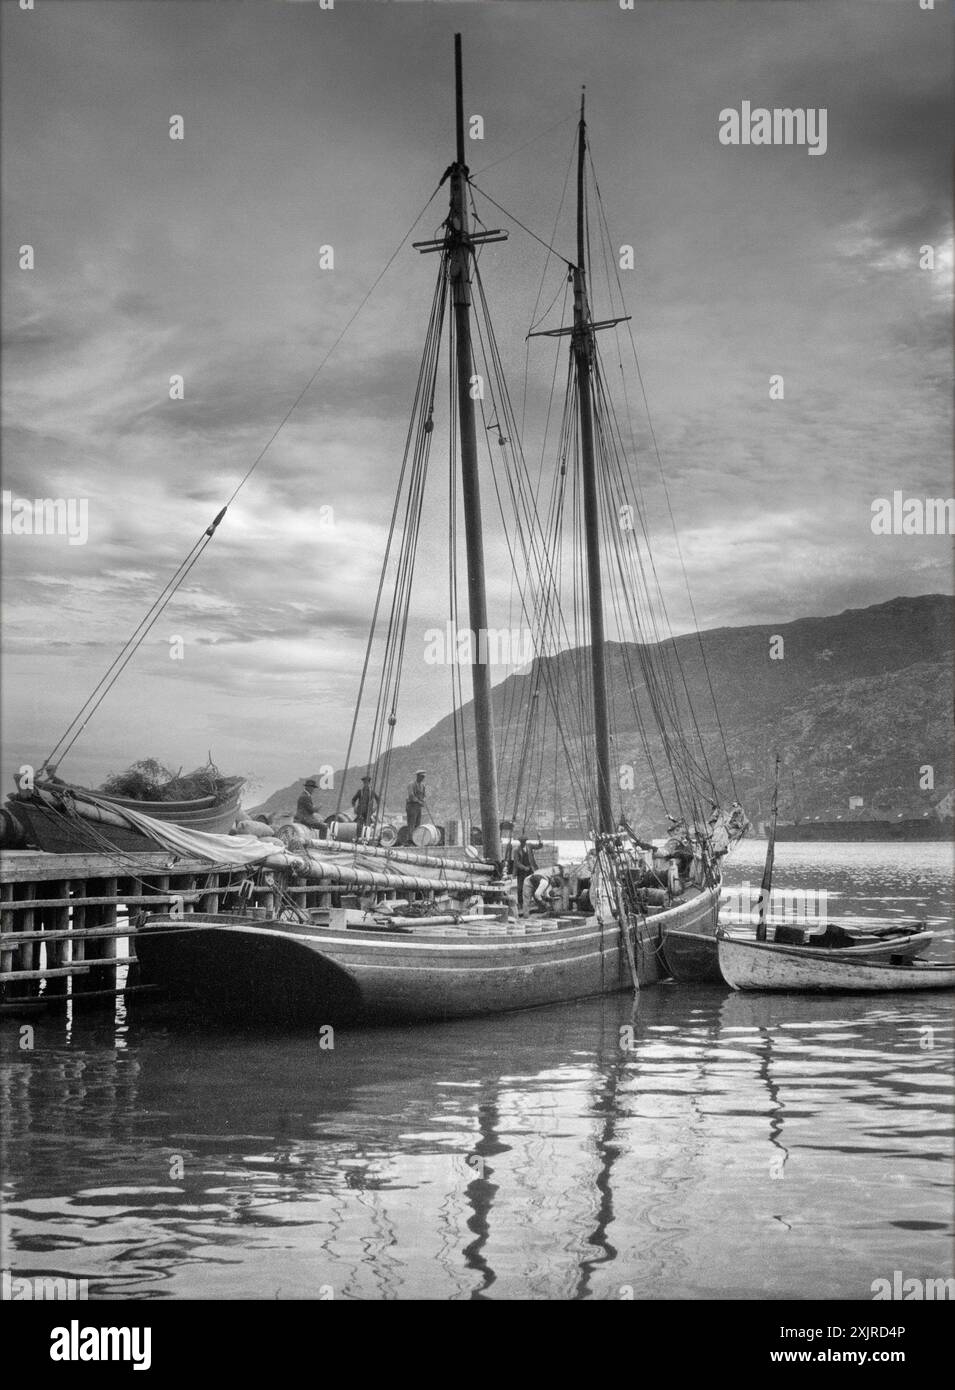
[{"xmin": 1, "ymin": 0, "xmax": 951, "ymax": 802}]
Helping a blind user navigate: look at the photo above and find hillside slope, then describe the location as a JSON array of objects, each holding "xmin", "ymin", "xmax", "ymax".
[{"xmin": 255, "ymin": 594, "xmax": 953, "ymax": 829}]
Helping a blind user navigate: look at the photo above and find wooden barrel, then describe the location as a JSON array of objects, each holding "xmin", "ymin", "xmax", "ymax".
[
  {"xmin": 412, "ymin": 822, "xmax": 439, "ymax": 847},
  {"xmin": 379, "ymin": 824, "xmax": 398, "ymax": 847},
  {"xmin": 330, "ymin": 820, "xmax": 359, "ymax": 842}
]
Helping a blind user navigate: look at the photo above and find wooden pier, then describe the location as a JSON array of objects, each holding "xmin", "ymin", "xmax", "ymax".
[{"xmin": 0, "ymin": 849, "xmax": 392, "ymax": 1013}]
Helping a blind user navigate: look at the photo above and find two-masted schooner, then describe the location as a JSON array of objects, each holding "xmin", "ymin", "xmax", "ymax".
[{"xmin": 98, "ymin": 38, "xmax": 746, "ymax": 1023}]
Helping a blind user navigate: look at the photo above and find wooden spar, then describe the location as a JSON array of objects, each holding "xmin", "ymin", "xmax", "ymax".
[
  {"xmin": 756, "ymin": 754, "xmax": 780, "ymax": 942},
  {"xmin": 262, "ymin": 850, "xmax": 502, "ymax": 895},
  {"xmin": 278, "ymin": 823, "xmax": 496, "ymax": 875},
  {"xmin": 448, "ymin": 33, "xmax": 503, "ymax": 865},
  {"xmin": 572, "ymin": 92, "xmax": 614, "ymax": 835}
]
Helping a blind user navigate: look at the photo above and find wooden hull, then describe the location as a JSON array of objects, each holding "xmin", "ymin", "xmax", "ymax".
[
  {"xmin": 135, "ymin": 889, "xmax": 718, "ymax": 1025},
  {"xmin": 8, "ymin": 802, "xmax": 162, "ymax": 854},
  {"xmin": 95, "ymin": 779, "xmax": 243, "ymax": 826},
  {"xmin": 718, "ymin": 935, "xmax": 955, "ymax": 993},
  {"xmin": 664, "ymin": 919, "xmax": 933, "ymax": 984}
]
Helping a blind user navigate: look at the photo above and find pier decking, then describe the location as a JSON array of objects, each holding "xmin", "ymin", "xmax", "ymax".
[{"xmin": 0, "ymin": 849, "xmax": 408, "ymax": 1012}]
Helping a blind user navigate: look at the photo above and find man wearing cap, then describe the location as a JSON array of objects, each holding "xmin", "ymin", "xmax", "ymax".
[
  {"xmin": 295, "ymin": 778, "xmax": 324, "ymax": 829},
  {"xmin": 351, "ymin": 776, "xmax": 380, "ymax": 839},
  {"xmin": 406, "ymin": 770, "xmax": 427, "ymax": 835}
]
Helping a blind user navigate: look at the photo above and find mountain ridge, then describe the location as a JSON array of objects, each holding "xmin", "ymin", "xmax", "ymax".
[{"xmin": 253, "ymin": 593, "xmax": 953, "ymax": 830}]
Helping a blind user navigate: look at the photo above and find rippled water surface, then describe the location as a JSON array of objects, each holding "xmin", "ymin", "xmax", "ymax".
[{"xmin": 2, "ymin": 841, "xmax": 952, "ymax": 1299}]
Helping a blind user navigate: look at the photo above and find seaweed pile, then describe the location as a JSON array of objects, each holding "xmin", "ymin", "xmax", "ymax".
[{"xmin": 98, "ymin": 759, "xmax": 231, "ymax": 803}]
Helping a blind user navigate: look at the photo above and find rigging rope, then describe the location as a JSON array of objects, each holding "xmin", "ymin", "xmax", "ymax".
[
  {"xmin": 45, "ymin": 185, "xmax": 444, "ymax": 771},
  {"xmin": 587, "ymin": 145, "xmax": 738, "ymax": 801},
  {"xmin": 470, "ymin": 123, "xmax": 739, "ymax": 841},
  {"xmin": 468, "ymin": 181, "xmax": 575, "ymax": 268}
]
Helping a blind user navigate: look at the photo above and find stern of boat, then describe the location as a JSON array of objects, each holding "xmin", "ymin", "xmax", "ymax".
[{"xmin": 135, "ymin": 913, "xmax": 364, "ymax": 1026}]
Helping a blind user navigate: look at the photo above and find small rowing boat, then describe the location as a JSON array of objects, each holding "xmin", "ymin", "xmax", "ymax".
[
  {"xmin": 717, "ymin": 933, "xmax": 955, "ymax": 993},
  {"xmin": 664, "ymin": 917, "xmax": 934, "ymax": 985}
]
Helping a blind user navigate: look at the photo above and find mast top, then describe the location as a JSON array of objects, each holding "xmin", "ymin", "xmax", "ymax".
[{"xmin": 454, "ymin": 33, "xmax": 466, "ymax": 167}]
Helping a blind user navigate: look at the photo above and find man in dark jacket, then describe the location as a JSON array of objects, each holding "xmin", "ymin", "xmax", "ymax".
[
  {"xmin": 295, "ymin": 778, "xmax": 324, "ymax": 829},
  {"xmin": 351, "ymin": 776, "xmax": 380, "ymax": 838}
]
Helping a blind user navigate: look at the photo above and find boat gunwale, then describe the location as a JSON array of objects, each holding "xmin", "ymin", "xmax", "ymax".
[
  {"xmin": 139, "ymin": 889, "xmax": 714, "ymax": 955},
  {"xmin": 26, "ymin": 777, "xmax": 245, "ymax": 813},
  {"xmin": 716, "ymin": 927, "xmax": 935, "ymax": 957},
  {"xmin": 140, "ymin": 913, "xmax": 616, "ymax": 953},
  {"xmin": 716, "ymin": 933, "xmax": 953, "ymax": 974}
]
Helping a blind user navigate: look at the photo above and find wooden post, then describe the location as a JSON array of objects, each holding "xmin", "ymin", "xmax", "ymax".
[
  {"xmin": 155, "ymin": 874, "xmax": 171, "ymax": 922},
  {"xmin": 69, "ymin": 876, "xmax": 88, "ymax": 999},
  {"xmin": 20, "ymin": 882, "xmax": 37, "ymax": 979},
  {"xmin": 1, "ymin": 882, "xmax": 14, "ymax": 981},
  {"xmin": 99, "ymin": 876, "xmax": 119, "ymax": 997},
  {"xmin": 180, "ymin": 874, "xmax": 196, "ymax": 914},
  {"xmin": 200, "ymin": 871, "xmax": 219, "ymax": 915},
  {"xmin": 46, "ymin": 880, "xmax": 71, "ymax": 1000},
  {"xmin": 72, "ymin": 877, "xmax": 106, "ymax": 1007}
]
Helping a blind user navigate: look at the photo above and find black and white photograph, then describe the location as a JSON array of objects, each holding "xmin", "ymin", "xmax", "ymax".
[{"xmin": 1, "ymin": 0, "xmax": 952, "ymax": 1344}]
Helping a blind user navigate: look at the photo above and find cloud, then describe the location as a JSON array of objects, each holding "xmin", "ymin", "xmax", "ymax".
[{"xmin": 1, "ymin": 0, "xmax": 950, "ymax": 800}]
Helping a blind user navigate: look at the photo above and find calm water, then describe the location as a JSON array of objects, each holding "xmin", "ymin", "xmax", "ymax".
[{"xmin": 1, "ymin": 841, "xmax": 952, "ymax": 1300}]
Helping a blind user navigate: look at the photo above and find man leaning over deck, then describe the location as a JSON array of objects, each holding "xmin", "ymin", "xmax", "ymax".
[{"xmin": 513, "ymin": 835, "xmax": 538, "ymax": 916}]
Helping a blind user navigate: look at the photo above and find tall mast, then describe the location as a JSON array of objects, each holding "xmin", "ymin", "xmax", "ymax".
[
  {"xmin": 572, "ymin": 92, "xmax": 614, "ymax": 836},
  {"xmin": 448, "ymin": 34, "xmax": 503, "ymax": 864}
]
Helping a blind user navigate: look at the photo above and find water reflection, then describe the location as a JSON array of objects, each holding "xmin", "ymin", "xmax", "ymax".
[{"xmin": 1, "ymin": 843, "xmax": 952, "ymax": 1299}]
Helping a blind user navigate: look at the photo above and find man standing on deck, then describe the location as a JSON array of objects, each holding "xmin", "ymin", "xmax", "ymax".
[
  {"xmin": 295, "ymin": 778, "xmax": 324, "ymax": 829},
  {"xmin": 351, "ymin": 776, "xmax": 380, "ymax": 839},
  {"xmin": 406, "ymin": 770, "xmax": 428, "ymax": 835}
]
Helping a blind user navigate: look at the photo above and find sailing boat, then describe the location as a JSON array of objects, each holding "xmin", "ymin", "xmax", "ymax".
[{"xmin": 133, "ymin": 38, "xmax": 746, "ymax": 1024}]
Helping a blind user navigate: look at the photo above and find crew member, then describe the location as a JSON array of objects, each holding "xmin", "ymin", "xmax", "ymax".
[
  {"xmin": 295, "ymin": 778, "xmax": 324, "ymax": 829},
  {"xmin": 570, "ymin": 851, "xmax": 596, "ymax": 913},
  {"xmin": 406, "ymin": 770, "xmax": 427, "ymax": 834},
  {"xmin": 351, "ymin": 776, "xmax": 380, "ymax": 838},
  {"xmin": 525, "ymin": 869, "xmax": 549, "ymax": 913},
  {"xmin": 527, "ymin": 867, "xmax": 563, "ymax": 914},
  {"xmin": 573, "ymin": 874, "xmax": 593, "ymax": 914},
  {"xmin": 513, "ymin": 836, "xmax": 538, "ymax": 916}
]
